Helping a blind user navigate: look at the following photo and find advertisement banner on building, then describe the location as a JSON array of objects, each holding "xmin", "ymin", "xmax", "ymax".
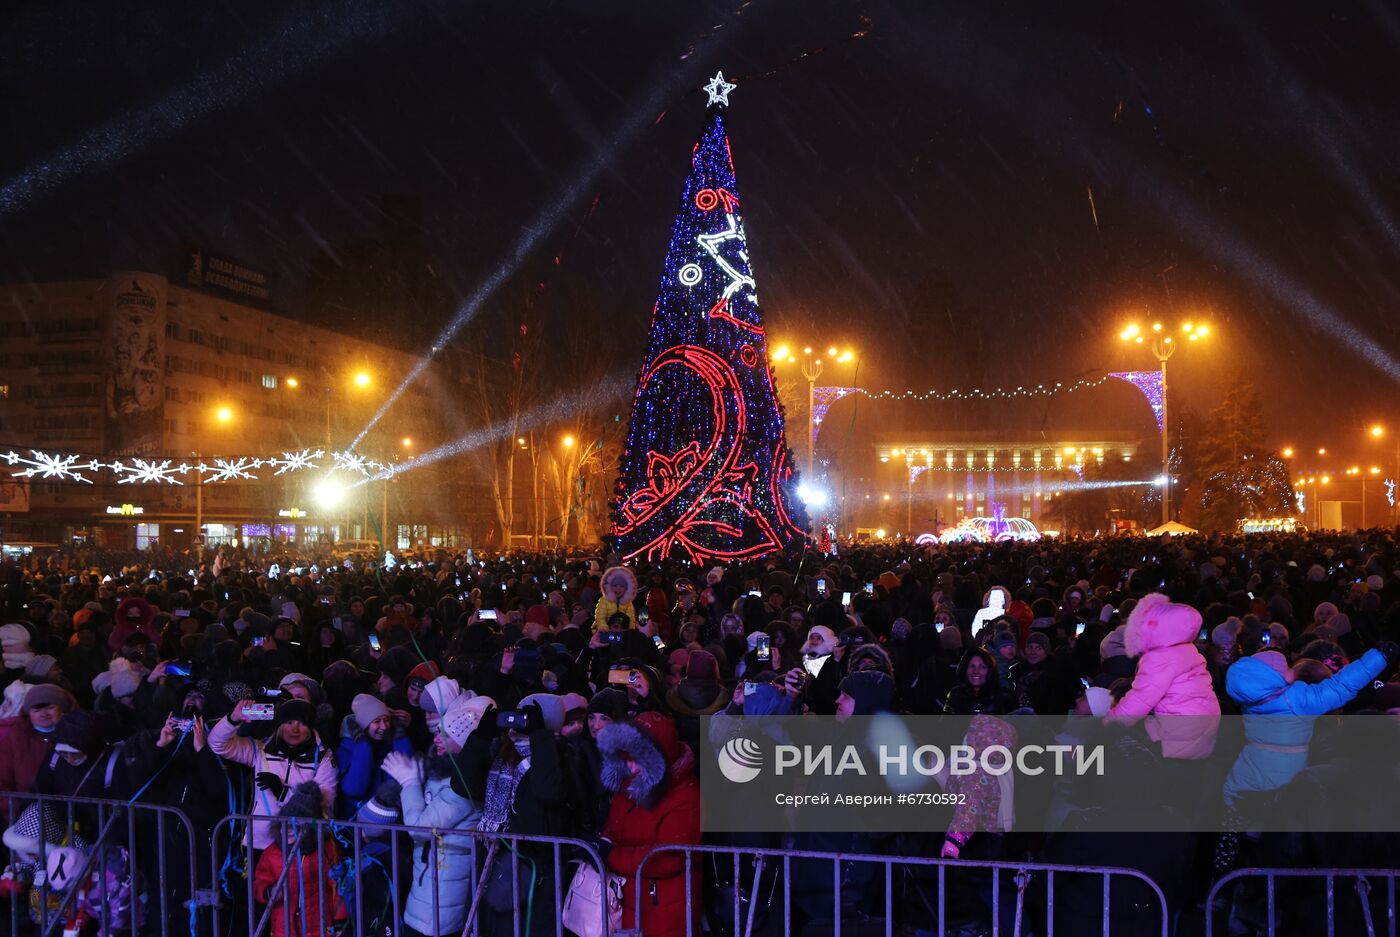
[
  {"xmin": 182, "ymin": 246, "xmax": 272, "ymax": 306},
  {"xmin": 104, "ymin": 272, "xmax": 167, "ymax": 456}
]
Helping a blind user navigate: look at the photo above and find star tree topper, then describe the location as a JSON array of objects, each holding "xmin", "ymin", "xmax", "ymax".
[{"xmin": 704, "ymin": 70, "xmax": 736, "ymax": 107}]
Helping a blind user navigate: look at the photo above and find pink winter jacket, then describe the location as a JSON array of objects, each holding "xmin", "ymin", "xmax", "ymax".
[{"xmin": 1107, "ymin": 594, "xmax": 1220, "ymax": 759}]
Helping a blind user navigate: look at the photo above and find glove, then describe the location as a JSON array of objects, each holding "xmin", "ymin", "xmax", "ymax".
[
  {"xmin": 1378, "ymin": 642, "xmax": 1399, "ymax": 668},
  {"xmin": 381, "ymin": 752, "xmax": 417, "ymax": 787},
  {"xmin": 478, "ymin": 705, "xmax": 501, "ymax": 739},
  {"xmin": 519, "ymin": 702, "xmax": 544, "ymax": 733},
  {"xmin": 254, "ymin": 772, "xmax": 287, "ymax": 800}
]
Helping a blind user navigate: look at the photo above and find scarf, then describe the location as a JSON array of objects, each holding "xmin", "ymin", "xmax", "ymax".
[{"xmin": 478, "ymin": 738, "xmax": 531, "ymax": 832}]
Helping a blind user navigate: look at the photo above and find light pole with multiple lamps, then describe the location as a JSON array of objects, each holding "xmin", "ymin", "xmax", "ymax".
[
  {"xmin": 769, "ymin": 344, "xmax": 855, "ymax": 484},
  {"xmin": 1119, "ymin": 321, "xmax": 1210, "ymax": 527}
]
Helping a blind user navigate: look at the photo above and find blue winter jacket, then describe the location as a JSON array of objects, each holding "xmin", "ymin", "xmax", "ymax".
[
  {"xmin": 401, "ymin": 773, "xmax": 481, "ymax": 936},
  {"xmin": 335, "ymin": 716, "xmax": 414, "ymax": 818},
  {"xmin": 1222, "ymin": 649, "xmax": 1386, "ymax": 805}
]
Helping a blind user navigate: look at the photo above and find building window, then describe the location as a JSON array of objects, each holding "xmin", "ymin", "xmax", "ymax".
[
  {"xmin": 135, "ymin": 523, "xmax": 160, "ymax": 551},
  {"xmin": 0, "ymin": 385, "xmax": 8, "ymax": 398},
  {"xmin": 261, "ymin": 374, "xmax": 277, "ymax": 389}
]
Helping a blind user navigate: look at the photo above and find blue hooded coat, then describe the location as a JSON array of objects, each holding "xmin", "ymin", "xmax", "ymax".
[{"xmin": 1222, "ymin": 648, "xmax": 1386, "ymax": 805}]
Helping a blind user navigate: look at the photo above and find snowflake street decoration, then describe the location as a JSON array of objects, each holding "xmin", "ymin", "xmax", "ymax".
[
  {"xmin": 270, "ymin": 449, "xmax": 323, "ymax": 475},
  {"xmin": 0, "ymin": 446, "xmax": 398, "ymax": 487},
  {"xmin": 332, "ymin": 450, "xmax": 387, "ymax": 476},
  {"xmin": 203, "ymin": 457, "xmax": 259, "ymax": 483},
  {"xmin": 4, "ymin": 450, "xmax": 97, "ymax": 484},
  {"xmin": 1387, "ymin": 478, "xmax": 1396, "ymax": 508},
  {"xmin": 115, "ymin": 459, "xmax": 185, "ymax": 486}
]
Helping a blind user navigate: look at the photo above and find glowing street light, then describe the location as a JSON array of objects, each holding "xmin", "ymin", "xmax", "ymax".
[
  {"xmin": 312, "ymin": 477, "xmax": 345, "ymax": 510},
  {"xmin": 1119, "ymin": 318, "xmax": 1210, "ymax": 526},
  {"xmin": 401, "ymin": 437, "xmax": 413, "ymax": 449},
  {"xmin": 1281, "ymin": 447, "xmax": 1294, "ymax": 459},
  {"xmin": 561, "ymin": 435, "xmax": 576, "ymax": 449},
  {"xmin": 1371, "ymin": 424, "xmax": 1385, "ymax": 439},
  {"xmin": 353, "ymin": 371, "xmax": 372, "ymax": 388},
  {"xmin": 771, "ymin": 342, "xmax": 859, "ymax": 483},
  {"xmin": 214, "ymin": 405, "xmax": 234, "ymax": 424},
  {"xmin": 285, "ymin": 377, "xmax": 299, "ymax": 389}
]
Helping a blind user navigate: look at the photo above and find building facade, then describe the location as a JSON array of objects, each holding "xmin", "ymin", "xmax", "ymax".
[
  {"xmin": 861, "ymin": 431, "xmax": 1143, "ymax": 535},
  {"xmin": 0, "ymin": 271, "xmax": 480, "ymax": 551}
]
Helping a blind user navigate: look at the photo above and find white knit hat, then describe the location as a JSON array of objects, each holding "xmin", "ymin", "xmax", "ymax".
[
  {"xmin": 440, "ymin": 694, "xmax": 494, "ymax": 749},
  {"xmin": 351, "ymin": 693, "xmax": 391, "ymax": 730}
]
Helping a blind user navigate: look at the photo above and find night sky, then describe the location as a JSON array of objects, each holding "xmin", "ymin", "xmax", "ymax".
[{"xmin": 3, "ymin": 1, "xmax": 1399, "ymax": 463}]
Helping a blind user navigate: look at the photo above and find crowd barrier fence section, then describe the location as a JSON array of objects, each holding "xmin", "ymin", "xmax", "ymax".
[
  {"xmin": 1205, "ymin": 867, "xmax": 1399, "ymax": 937},
  {"xmin": 630, "ymin": 843, "xmax": 1171, "ymax": 937},
  {"xmin": 1, "ymin": 792, "xmax": 198, "ymax": 937},
  {"xmin": 210, "ymin": 813, "xmax": 610, "ymax": 937}
]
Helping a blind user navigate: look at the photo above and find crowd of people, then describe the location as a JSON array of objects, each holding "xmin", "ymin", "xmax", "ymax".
[{"xmin": 1, "ymin": 530, "xmax": 1399, "ymax": 936}]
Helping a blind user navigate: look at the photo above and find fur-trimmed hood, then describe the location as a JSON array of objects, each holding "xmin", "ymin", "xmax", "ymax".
[
  {"xmin": 598, "ymin": 715, "xmax": 695, "ymax": 809},
  {"xmin": 1124, "ymin": 592, "xmax": 1202, "ymax": 658},
  {"xmin": 599, "ymin": 566, "xmax": 638, "ymax": 606}
]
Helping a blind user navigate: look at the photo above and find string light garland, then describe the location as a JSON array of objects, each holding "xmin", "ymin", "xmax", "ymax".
[
  {"xmin": 611, "ymin": 73, "xmax": 807, "ymax": 564},
  {"xmin": 812, "ymin": 371, "xmax": 1161, "ymax": 404},
  {"xmin": 1, "ymin": 448, "xmax": 400, "ymax": 485}
]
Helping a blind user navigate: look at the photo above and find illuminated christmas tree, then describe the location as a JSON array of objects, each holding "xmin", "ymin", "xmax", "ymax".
[{"xmin": 611, "ymin": 72, "xmax": 809, "ymax": 564}]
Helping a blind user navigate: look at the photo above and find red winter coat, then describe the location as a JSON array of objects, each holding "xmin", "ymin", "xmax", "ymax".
[
  {"xmin": 253, "ymin": 839, "xmax": 348, "ymax": 937},
  {"xmin": 601, "ymin": 723, "xmax": 702, "ymax": 937},
  {"xmin": 0, "ymin": 717, "xmax": 53, "ymax": 808}
]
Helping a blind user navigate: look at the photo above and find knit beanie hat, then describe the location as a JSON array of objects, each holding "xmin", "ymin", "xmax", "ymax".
[
  {"xmin": 407, "ymin": 661, "xmax": 441, "ymax": 688},
  {"xmin": 1212, "ymin": 617, "xmax": 1243, "ymax": 648},
  {"xmin": 938, "ymin": 626, "xmax": 963, "ymax": 650},
  {"xmin": 838, "ymin": 670, "xmax": 896, "ymax": 715},
  {"xmin": 53, "ymin": 710, "xmax": 103, "ymax": 758},
  {"xmin": 1265, "ymin": 623, "xmax": 1290, "ymax": 647},
  {"xmin": 1326, "ymin": 613, "xmax": 1352, "ymax": 637},
  {"xmin": 1, "ymin": 681, "xmax": 27, "ymax": 719},
  {"xmin": 109, "ymin": 667, "xmax": 141, "ymax": 700},
  {"xmin": 685, "ymin": 649, "xmax": 720, "ymax": 682},
  {"xmin": 273, "ymin": 698, "xmax": 317, "ymax": 731},
  {"xmin": 991, "ymin": 630, "xmax": 1018, "ymax": 651},
  {"xmin": 378, "ymin": 646, "xmax": 417, "ymax": 685},
  {"xmin": 277, "ymin": 673, "xmax": 316, "ymax": 692},
  {"xmin": 440, "ymin": 694, "xmax": 494, "ymax": 749},
  {"xmin": 1252, "ymin": 650, "xmax": 1292, "ymax": 681},
  {"xmin": 420, "ymin": 676, "xmax": 465, "ymax": 715},
  {"xmin": 45, "ymin": 846, "xmax": 87, "ymax": 893},
  {"xmin": 587, "ymin": 688, "xmax": 630, "ymax": 721},
  {"xmin": 351, "ymin": 693, "xmax": 391, "ymax": 730},
  {"xmin": 561, "ymin": 692, "xmax": 589, "ymax": 719},
  {"xmin": 1312, "ymin": 602, "xmax": 1339, "ymax": 628},
  {"xmin": 277, "ymin": 781, "xmax": 325, "ymax": 819},
  {"xmin": 21, "ymin": 682, "xmax": 76, "ymax": 715},
  {"xmin": 0, "ymin": 623, "xmax": 33, "ymax": 669},
  {"xmin": 23, "ymin": 655, "xmax": 56, "ymax": 678},
  {"xmin": 1025, "ymin": 632, "xmax": 1051, "ymax": 652},
  {"xmin": 1100, "ymin": 625, "xmax": 1128, "ymax": 660},
  {"xmin": 519, "ymin": 692, "xmax": 566, "ymax": 734},
  {"xmin": 525, "ymin": 605, "xmax": 551, "ymax": 628},
  {"xmin": 1367, "ymin": 574, "xmax": 1385, "ymax": 593}
]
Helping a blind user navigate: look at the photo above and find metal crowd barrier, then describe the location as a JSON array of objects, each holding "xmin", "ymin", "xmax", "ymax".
[
  {"xmin": 210, "ymin": 813, "xmax": 610, "ymax": 937},
  {"xmin": 1, "ymin": 792, "xmax": 199, "ymax": 937},
  {"xmin": 1206, "ymin": 867, "xmax": 1399, "ymax": 937},
  {"xmin": 631, "ymin": 844, "xmax": 1171, "ymax": 937}
]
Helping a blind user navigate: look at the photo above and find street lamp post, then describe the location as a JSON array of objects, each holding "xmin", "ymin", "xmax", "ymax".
[
  {"xmin": 770, "ymin": 344, "xmax": 855, "ymax": 484},
  {"xmin": 1120, "ymin": 321, "xmax": 1209, "ymax": 527}
]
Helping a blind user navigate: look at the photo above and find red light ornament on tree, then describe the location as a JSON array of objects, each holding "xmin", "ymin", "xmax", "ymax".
[{"xmin": 611, "ymin": 72, "xmax": 809, "ymax": 564}]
